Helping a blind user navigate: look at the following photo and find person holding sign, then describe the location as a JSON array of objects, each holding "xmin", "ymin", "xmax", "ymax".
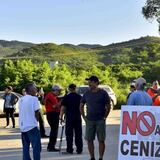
[
  {"xmin": 127, "ymin": 77, "xmax": 152, "ymax": 106},
  {"xmin": 80, "ymin": 76, "xmax": 111, "ymax": 160}
]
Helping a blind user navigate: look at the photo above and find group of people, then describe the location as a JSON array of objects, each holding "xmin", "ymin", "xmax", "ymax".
[
  {"xmin": 3, "ymin": 75, "xmax": 159, "ymax": 160},
  {"xmin": 43, "ymin": 75, "xmax": 111, "ymax": 160},
  {"xmin": 127, "ymin": 77, "xmax": 160, "ymax": 106},
  {"xmin": 2, "ymin": 75, "xmax": 110, "ymax": 160}
]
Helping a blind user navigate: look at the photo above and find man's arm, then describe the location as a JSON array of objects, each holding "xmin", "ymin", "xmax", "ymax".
[
  {"xmin": 80, "ymin": 103, "xmax": 86, "ymax": 120},
  {"xmin": 11, "ymin": 94, "xmax": 18, "ymax": 105},
  {"xmin": 104, "ymin": 91, "xmax": 111, "ymax": 119},
  {"xmin": 60, "ymin": 105, "xmax": 66, "ymax": 122},
  {"xmin": 35, "ymin": 110, "xmax": 40, "ymax": 121},
  {"xmin": 104, "ymin": 103, "xmax": 111, "ymax": 120}
]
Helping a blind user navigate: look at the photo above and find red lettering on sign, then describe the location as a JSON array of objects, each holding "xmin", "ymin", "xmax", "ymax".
[
  {"xmin": 122, "ymin": 111, "xmax": 137, "ymax": 135},
  {"xmin": 122, "ymin": 111, "xmax": 156, "ymax": 136}
]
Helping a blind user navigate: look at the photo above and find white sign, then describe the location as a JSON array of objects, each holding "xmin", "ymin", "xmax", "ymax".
[{"xmin": 118, "ymin": 105, "xmax": 160, "ymax": 160}]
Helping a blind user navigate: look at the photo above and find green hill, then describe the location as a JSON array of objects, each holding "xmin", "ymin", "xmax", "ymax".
[
  {"xmin": 78, "ymin": 44, "xmax": 103, "ymax": 49},
  {"xmin": 95, "ymin": 36, "xmax": 160, "ymax": 50},
  {"xmin": 11, "ymin": 43, "xmax": 85, "ymax": 58},
  {"xmin": 0, "ymin": 40, "xmax": 34, "ymax": 57},
  {"xmin": 1, "ymin": 36, "xmax": 160, "ymax": 69}
]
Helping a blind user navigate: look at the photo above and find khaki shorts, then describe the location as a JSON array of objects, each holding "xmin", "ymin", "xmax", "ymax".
[{"xmin": 85, "ymin": 119, "xmax": 106, "ymax": 141}]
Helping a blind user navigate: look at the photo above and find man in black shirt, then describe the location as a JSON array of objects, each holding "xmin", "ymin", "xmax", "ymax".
[{"xmin": 60, "ymin": 84, "xmax": 83, "ymax": 154}]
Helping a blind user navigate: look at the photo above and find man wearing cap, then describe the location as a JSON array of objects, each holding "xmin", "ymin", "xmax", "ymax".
[
  {"xmin": 127, "ymin": 77, "xmax": 152, "ymax": 105},
  {"xmin": 80, "ymin": 76, "xmax": 111, "ymax": 160},
  {"xmin": 3, "ymin": 86, "xmax": 18, "ymax": 128},
  {"xmin": 60, "ymin": 84, "xmax": 83, "ymax": 154},
  {"xmin": 44, "ymin": 85, "xmax": 61, "ymax": 152}
]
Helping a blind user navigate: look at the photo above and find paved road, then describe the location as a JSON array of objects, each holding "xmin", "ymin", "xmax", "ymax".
[{"xmin": 0, "ymin": 110, "xmax": 121, "ymax": 160}]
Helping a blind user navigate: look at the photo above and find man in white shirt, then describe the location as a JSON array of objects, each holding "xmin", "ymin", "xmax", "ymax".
[{"xmin": 19, "ymin": 83, "xmax": 41, "ymax": 160}]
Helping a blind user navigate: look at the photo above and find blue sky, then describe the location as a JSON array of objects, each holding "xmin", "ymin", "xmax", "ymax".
[{"xmin": 0, "ymin": 0, "xmax": 159, "ymax": 45}]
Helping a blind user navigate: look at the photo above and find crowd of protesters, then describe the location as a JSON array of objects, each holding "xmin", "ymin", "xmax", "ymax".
[{"xmin": 1, "ymin": 75, "xmax": 160, "ymax": 160}]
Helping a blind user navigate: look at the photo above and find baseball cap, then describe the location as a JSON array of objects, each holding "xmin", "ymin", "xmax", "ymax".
[
  {"xmin": 130, "ymin": 81, "xmax": 136, "ymax": 88},
  {"xmin": 135, "ymin": 77, "xmax": 146, "ymax": 86},
  {"xmin": 52, "ymin": 85, "xmax": 61, "ymax": 91},
  {"xmin": 85, "ymin": 75, "xmax": 99, "ymax": 82}
]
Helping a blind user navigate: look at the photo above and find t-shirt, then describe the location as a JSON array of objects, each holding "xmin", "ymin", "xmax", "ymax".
[
  {"xmin": 4, "ymin": 94, "xmax": 12, "ymax": 108},
  {"xmin": 127, "ymin": 90, "xmax": 152, "ymax": 106},
  {"xmin": 153, "ymin": 95, "xmax": 160, "ymax": 106},
  {"xmin": 61, "ymin": 92, "xmax": 82, "ymax": 120},
  {"xmin": 44, "ymin": 92, "xmax": 60, "ymax": 113},
  {"xmin": 81, "ymin": 89, "xmax": 110, "ymax": 121},
  {"xmin": 19, "ymin": 95, "xmax": 40, "ymax": 132},
  {"xmin": 147, "ymin": 88, "xmax": 157, "ymax": 98}
]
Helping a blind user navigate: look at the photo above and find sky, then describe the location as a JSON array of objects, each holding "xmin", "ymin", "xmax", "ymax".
[{"xmin": 0, "ymin": 0, "xmax": 159, "ymax": 45}]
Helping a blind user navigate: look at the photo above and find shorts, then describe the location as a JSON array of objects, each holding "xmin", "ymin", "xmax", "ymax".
[{"xmin": 85, "ymin": 119, "xmax": 106, "ymax": 141}]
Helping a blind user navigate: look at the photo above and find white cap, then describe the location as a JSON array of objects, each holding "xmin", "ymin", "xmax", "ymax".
[
  {"xmin": 52, "ymin": 85, "xmax": 61, "ymax": 91},
  {"xmin": 135, "ymin": 77, "xmax": 146, "ymax": 86}
]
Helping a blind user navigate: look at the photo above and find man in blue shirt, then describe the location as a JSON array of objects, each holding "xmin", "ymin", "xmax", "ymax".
[
  {"xmin": 80, "ymin": 76, "xmax": 111, "ymax": 160},
  {"xmin": 127, "ymin": 77, "xmax": 152, "ymax": 106}
]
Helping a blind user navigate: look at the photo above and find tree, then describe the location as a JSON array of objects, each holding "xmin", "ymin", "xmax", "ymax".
[{"xmin": 142, "ymin": 0, "xmax": 160, "ymax": 31}]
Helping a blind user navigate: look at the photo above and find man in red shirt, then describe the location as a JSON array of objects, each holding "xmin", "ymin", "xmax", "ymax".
[{"xmin": 44, "ymin": 85, "xmax": 61, "ymax": 152}]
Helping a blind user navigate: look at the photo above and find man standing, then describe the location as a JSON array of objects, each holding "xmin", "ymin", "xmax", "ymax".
[
  {"xmin": 44, "ymin": 85, "xmax": 61, "ymax": 152},
  {"xmin": 60, "ymin": 84, "xmax": 83, "ymax": 154},
  {"xmin": 19, "ymin": 83, "xmax": 41, "ymax": 160},
  {"xmin": 127, "ymin": 77, "xmax": 152, "ymax": 105},
  {"xmin": 3, "ymin": 86, "xmax": 18, "ymax": 128},
  {"xmin": 80, "ymin": 76, "xmax": 111, "ymax": 160}
]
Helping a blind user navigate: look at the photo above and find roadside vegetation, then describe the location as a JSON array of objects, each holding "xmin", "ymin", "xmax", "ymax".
[{"xmin": 0, "ymin": 36, "xmax": 159, "ymax": 108}]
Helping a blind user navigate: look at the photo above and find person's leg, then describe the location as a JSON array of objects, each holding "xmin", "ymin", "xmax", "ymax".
[
  {"xmin": 51, "ymin": 112, "xmax": 59, "ymax": 147},
  {"xmin": 96, "ymin": 120, "xmax": 106, "ymax": 160},
  {"xmin": 28, "ymin": 127, "xmax": 41, "ymax": 160},
  {"xmin": 39, "ymin": 111, "xmax": 46, "ymax": 137},
  {"xmin": 85, "ymin": 120, "xmax": 96, "ymax": 159},
  {"xmin": 87, "ymin": 141, "xmax": 95, "ymax": 159},
  {"xmin": 21, "ymin": 132, "xmax": 31, "ymax": 160},
  {"xmin": 99, "ymin": 141, "xmax": 105, "ymax": 160},
  {"xmin": 10, "ymin": 108, "xmax": 15, "ymax": 128},
  {"xmin": 74, "ymin": 119, "xmax": 83, "ymax": 153},
  {"xmin": 65, "ymin": 119, "xmax": 73, "ymax": 153},
  {"xmin": 46, "ymin": 112, "xmax": 59, "ymax": 150},
  {"xmin": 46, "ymin": 112, "xmax": 55, "ymax": 149},
  {"xmin": 5, "ymin": 108, "xmax": 10, "ymax": 126}
]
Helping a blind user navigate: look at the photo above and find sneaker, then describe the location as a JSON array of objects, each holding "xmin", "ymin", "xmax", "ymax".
[
  {"xmin": 47, "ymin": 148, "xmax": 60, "ymax": 152},
  {"xmin": 90, "ymin": 158, "xmax": 96, "ymax": 160},
  {"xmin": 4, "ymin": 125, "xmax": 10, "ymax": 128}
]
